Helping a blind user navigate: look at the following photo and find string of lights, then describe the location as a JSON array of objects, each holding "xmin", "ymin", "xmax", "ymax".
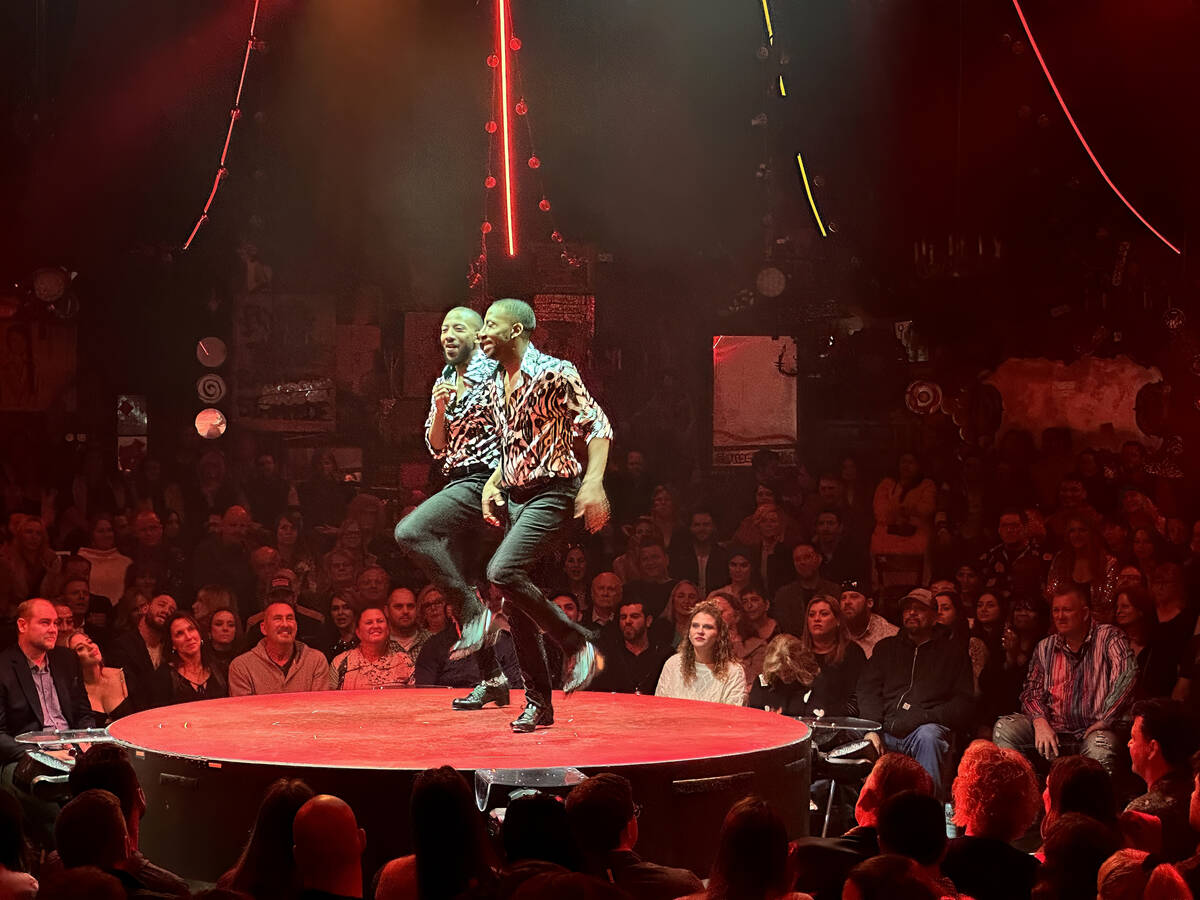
[
  {"xmin": 1010, "ymin": 0, "xmax": 1180, "ymax": 255},
  {"xmin": 181, "ymin": 0, "xmax": 265, "ymax": 251},
  {"xmin": 474, "ymin": 0, "xmax": 579, "ymax": 289}
]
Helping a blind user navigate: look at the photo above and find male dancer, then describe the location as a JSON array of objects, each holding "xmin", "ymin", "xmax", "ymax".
[
  {"xmin": 394, "ymin": 306, "xmax": 511, "ymax": 711},
  {"xmin": 457, "ymin": 298, "xmax": 611, "ymax": 732}
]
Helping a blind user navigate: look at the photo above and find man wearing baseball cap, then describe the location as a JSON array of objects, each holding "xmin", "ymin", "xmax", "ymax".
[{"xmin": 857, "ymin": 588, "xmax": 973, "ymax": 793}]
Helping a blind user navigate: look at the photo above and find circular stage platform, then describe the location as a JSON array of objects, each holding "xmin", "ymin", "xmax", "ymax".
[{"xmin": 109, "ymin": 688, "xmax": 811, "ymax": 880}]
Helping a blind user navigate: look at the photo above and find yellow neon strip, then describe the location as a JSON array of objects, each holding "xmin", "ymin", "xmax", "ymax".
[
  {"xmin": 760, "ymin": 0, "xmax": 774, "ymax": 42},
  {"xmin": 796, "ymin": 152, "xmax": 827, "ymax": 238},
  {"xmin": 778, "ymin": 75, "xmax": 787, "ymax": 96}
]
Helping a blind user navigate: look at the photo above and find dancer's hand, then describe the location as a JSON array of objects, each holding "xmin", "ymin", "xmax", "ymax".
[
  {"xmin": 432, "ymin": 382, "xmax": 456, "ymax": 412},
  {"xmin": 574, "ymin": 481, "xmax": 611, "ymax": 533},
  {"xmin": 482, "ymin": 480, "xmax": 506, "ymax": 526}
]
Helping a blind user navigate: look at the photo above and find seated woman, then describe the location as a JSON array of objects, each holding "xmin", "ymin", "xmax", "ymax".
[
  {"xmin": 656, "ymin": 599, "xmax": 746, "ymax": 706},
  {"xmin": 324, "ymin": 592, "xmax": 358, "ymax": 661},
  {"xmin": 664, "ymin": 580, "xmax": 701, "ymax": 647},
  {"xmin": 1045, "ymin": 516, "xmax": 1118, "ymax": 623},
  {"xmin": 207, "ymin": 606, "xmax": 244, "ymax": 667},
  {"xmin": 192, "ymin": 584, "xmax": 234, "ymax": 635},
  {"xmin": 680, "ymin": 796, "xmax": 811, "ymax": 900},
  {"xmin": 417, "ymin": 585, "xmax": 448, "ymax": 635},
  {"xmin": 979, "ymin": 594, "xmax": 1047, "ymax": 727},
  {"xmin": 160, "ymin": 611, "xmax": 229, "ymax": 703},
  {"xmin": 67, "ymin": 632, "xmax": 132, "ymax": 723},
  {"xmin": 746, "ymin": 634, "xmax": 820, "ymax": 715},
  {"xmin": 1114, "ymin": 585, "xmax": 1176, "ymax": 700},
  {"xmin": 715, "ymin": 550, "xmax": 756, "ymax": 598},
  {"xmin": 719, "ymin": 589, "xmax": 771, "ymax": 689},
  {"xmin": 330, "ymin": 606, "xmax": 409, "ymax": 690},
  {"xmin": 798, "ymin": 594, "xmax": 867, "ymax": 718},
  {"xmin": 933, "ymin": 589, "xmax": 988, "ymax": 694}
]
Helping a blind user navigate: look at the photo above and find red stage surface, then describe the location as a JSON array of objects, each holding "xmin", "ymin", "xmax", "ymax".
[
  {"xmin": 108, "ymin": 688, "xmax": 808, "ymax": 770},
  {"xmin": 109, "ymin": 689, "xmax": 811, "ymax": 880}
]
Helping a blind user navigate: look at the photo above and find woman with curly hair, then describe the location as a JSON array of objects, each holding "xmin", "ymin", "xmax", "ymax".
[
  {"xmin": 943, "ymin": 741, "xmax": 1041, "ymax": 900},
  {"xmin": 655, "ymin": 599, "xmax": 746, "ymax": 705}
]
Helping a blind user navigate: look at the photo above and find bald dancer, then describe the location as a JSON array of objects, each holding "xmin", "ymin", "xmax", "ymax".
[{"xmin": 394, "ymin": 307, "xmax": 512, "ymax": 712}]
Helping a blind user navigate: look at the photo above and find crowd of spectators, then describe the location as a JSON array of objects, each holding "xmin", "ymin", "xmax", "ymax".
[{"xmin": 2, "ymin": 426, "xmax": 1200, "ymax": 896}]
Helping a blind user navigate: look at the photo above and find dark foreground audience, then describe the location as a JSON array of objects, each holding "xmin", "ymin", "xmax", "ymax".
[
  {"xmin": 565, "ymin": 773, "xmax": 701, "ymax": 900},
  {"xmin": 219, "ymin": 777, "xmax": 314, "ymax": 900}
]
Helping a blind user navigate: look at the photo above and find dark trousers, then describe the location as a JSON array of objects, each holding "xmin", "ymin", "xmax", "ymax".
[
  {"xmin": 394, "ymin": 472, "xmax": 500, "ymax": 680},
  {"xmin": 487, "ymin": 477, "xmax": 594, "ymax": 708}
]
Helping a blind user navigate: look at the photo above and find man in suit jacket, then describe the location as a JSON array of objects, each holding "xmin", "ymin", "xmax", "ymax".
[
  {"xmin": 0, "ymin": 598, "xmax": 96, "ymax": 767},
  {"xmin": 669, "ymin": 510, "xmax": 729, "ymax": 597}
]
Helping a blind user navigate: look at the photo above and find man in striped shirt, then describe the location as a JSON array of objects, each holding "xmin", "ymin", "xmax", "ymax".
[
  {"xmin": 464, "ymin": 298, "xmax": 613, "ymax": 733},
  {"xmin": 993, "ymin": 585, "xmax": 1135, "ymax": 774}
]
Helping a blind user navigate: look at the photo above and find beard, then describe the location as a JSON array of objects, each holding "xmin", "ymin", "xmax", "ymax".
[{"xmin": 444, "ymin": 341, "xmax": 474, "ymax": 367}]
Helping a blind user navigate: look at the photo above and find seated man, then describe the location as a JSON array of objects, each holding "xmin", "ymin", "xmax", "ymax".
[
  {"xmin": 993, "ymin": 587, "xmax": 1135, "ymax": 774},
  {"xmin": 229, "ymin": 600, "xmax": 330, "ymax": 696},
  {"xmin": 565, "ymin": 772, "xmax": 702, "ymax": 900},
  {"xmin": 1176, "ymin": 751, "xmax": 1200, "ymax": 896},
  {"xmin": 840, "ymin": 583, "xmax": 897, "ymax": 659},
  {"xmin": 54, "ymin": 789, "xmax": 163, "ymax": 896},
  {"xmin": 0, "ymin": 598, "xmax": 96, "ymax": 842},
  {"xmin": 37, "ymin": 744, "xmax": 189, "ymax": 896},
  {"xmin": 591, "ymin": 600, "xmax": 673, "ymax": 695},
  {"xmin": 857, "ymin": 589, "xmax": 973, "ymax": 792},
  {"xmin": 1125, "ymin": 697, "xmax": 1199, "ymax": 861},
  {"xmin": 792, "ymin": 753, "xmax": 934, "ymax": 900},
  {"xmin": 106, "ymin": 593, "xmax": 176, "ymax": 712},
  {"xmin": 772, "ymin": 543, "xmax": 839, "ymax": 637}
]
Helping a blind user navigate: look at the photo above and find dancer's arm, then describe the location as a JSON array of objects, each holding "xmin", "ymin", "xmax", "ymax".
[
  {"xmin": 574, "ymin": 437, "xmax": 611, "ymax": 533},
  {"xmin": 482, "ymin": 466, "xmax": 506, "ymax": 526}
]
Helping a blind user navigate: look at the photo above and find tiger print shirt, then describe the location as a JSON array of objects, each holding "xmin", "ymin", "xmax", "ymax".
[
  {"xmin": 423, "ymin": 349, "xmax": 502, "ymax": 473},
  {"xmin": 487, "ymin": 345, "xmax": 613, "ymax": 488}
]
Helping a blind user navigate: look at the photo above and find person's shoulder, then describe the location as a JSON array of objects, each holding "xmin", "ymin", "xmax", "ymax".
[
  {"xmin": 47, "ymin": 646, "xmax": 79, "ymax": 668},
  {"xmin": 229, "ymin": 642, "xmax": 263, "ymax": 668}
]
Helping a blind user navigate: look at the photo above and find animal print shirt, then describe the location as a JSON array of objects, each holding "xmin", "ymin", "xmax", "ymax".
[
  {"xmin": 423, "ymin": 349, "xmax": 502, "ymax": 473},
  {"xmin": 487, "ymin": 345, "xmax": 613, "ymax": 488}
]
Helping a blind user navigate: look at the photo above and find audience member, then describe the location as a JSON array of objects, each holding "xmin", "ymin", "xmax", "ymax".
[
  {"xmin": 812, "ymin": 509, "xmax": 867, "ymax": 586},
  {"xmin": 771, "ymin": 544, "xmax": 839, "ymax": 638},
  {"xmin": 1125, "ymin": 697, "xmax": 1199, "ymax": 861},
  {"xmin": 383, "ymin": 588, "xmax": 430, "ymax": 686},
  {"xmin": 207, "ymin": 607, "xmax": 244, "ymax": 668},
  {"xmin": 746, "ymin": 635, "xmax": 819, "ymax": 715},
  {"xmin": 160, "ymin": 611, "xmax": 229, "ymax": 703},
  {"xmin": 869, "ymin": 453, "xmax": 936, "ymax": 584},
  {"xmin": 0, "ymin": 791, "xmax": 36, "ymax": 899},
  {"xmin": 67, "ymin": 631, "xmax": 131, "ymax": 723},
  {"xmin": 592, "ymin": 600, "xmax": 672, "ymax": 695},
  {"xmin": 416, "ymin": 585, "xmax": 448, "ymax": 635},
  {"xmin": 502, "ymin": 791, "xmax": 581, "ymax": 875},
  {"xmin": 858, "ymin": 589, "xmax": 973, "ymax": 791},
  {"xmin": 681, "ymin": 796, "xmax": 810, "ymax": 900},
  {"xmin": 1040, "ymin": 755, "xmax": 1120, "ymax": 846},
  {"xmin": 375, "ymin": 766, "xmax": 497, "ymax": 900},
  {"xmin": 838, "ymin": 583, "xmax": 896, "ymax": 660},
  {"xmin": 842, "ymin": 855, "xmax": 941, "ymax": 900},
  {"xmin": 330, "ymin": 607, "xmax": 411, "ymax": 690},
  {"xmin": 1097, "ymin": 848, "xmax": 1194, "ymax": 900},
  {"xmin": 107, "ymin": 592, "xmax": 177, "ymax": 711},
  {"xmin": 192, "ymin": 506, "xmax": 257, "ymax": 620},
  {"xmin": 797, "ymin": 594, "xmax": 866, "ymax": 717},
  {"xmin": 875, "ymin": 791, "xmax": 955, "ymax": 897},
  {"xmin": 219, "ymin": 777, "xmax": 315, "ymax": 900},
  {"xmin": 565, "ymin": 772, "xmax": 702, "ymax": 900},
  {"xmin": 77, "ymin": 514, "xmax": 133, "ymax": 606},
  {"xmin": 994, "ymin": 586, "xmax": 1135, "ymax": 774},
  {"xmin": 1033, "ymin": 813, "xmax": 1122, "ymax": 900},
  {"xmin": 980, "ymin": 509, "xmax": 1046, "ymax": 595},
  {"xmin": 229, "ymin": 601, "xmax": 330, "ymax": 696},
  {"xmin": 587, "ymin": 573, "xmax": 623, "ymax": 629},
  {"xmin": 655, "ymin": 599, "xmax": 745, "ymax": 705},
  {"xmin": 943, "ymin": 741, "xmax": 1041, "ymax": 900},
  {"xmin": 55, "ymin": 789, "xmax": 165, "ymax": 896},
  {"xmin": 792, "ymin": 753, "xmax": 934, "ymax": 900},
  {"xmin": 662, "ymin": 580, "xmax": 700, "ymax": 647},
  {"xmin": 671, "ymin": 510, "xmax": 728, "ymax": 597},
  {"xmin": 293, "ymin": 794, "xmax": 366, "ymax": 900}
]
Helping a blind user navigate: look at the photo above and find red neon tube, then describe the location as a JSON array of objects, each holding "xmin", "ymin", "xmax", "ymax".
[{"xmin": 498, "ymin": 0, "xmax": 517, "ymax": 257}]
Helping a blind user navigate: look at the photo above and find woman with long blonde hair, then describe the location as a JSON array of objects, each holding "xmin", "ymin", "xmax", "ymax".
[{"xmin": 655, "ymin": 599, "xmax": 745, "ymax": 705}]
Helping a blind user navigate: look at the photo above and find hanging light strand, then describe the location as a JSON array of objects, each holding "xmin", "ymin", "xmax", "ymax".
[{"xmin": 182, "ymin": 0, "xmax": 264, "ymax": 250}]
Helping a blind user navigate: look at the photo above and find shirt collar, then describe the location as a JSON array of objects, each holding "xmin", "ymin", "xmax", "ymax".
[
  {"xmin": 443, "ymin": 349, "xmax": 497, "ymax": 385},
  {"xmin": 1053, "ymin": 620, "xmax": 1098, "ymax": 651},
  {"xmin": 518, "ymin": 344, "xmax": 545, "ymax": 378}
]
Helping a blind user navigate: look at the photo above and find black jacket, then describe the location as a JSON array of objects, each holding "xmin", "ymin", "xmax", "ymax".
[
  {"xmin": 0, "ymin": 644, "xmax": 96, "ymax": 764},
  {"xmin": 856, "ymin": 624, "xmax": 973, "ymax": 737},
  {"xmin": 590, "ymin": 849, "xmax": 702, "ymax": 900},
  {"xmin": 107, "ymin": 629, "xmax": 167, "ymax": 713},
  {"xmin": 669, "ymin": 544, "xmax": 730, "ymax": 596}
]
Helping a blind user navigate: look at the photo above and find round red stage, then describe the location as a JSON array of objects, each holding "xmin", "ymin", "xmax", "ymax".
[{"xmin": 109, "ymin": 688, "xmax": 811, "ymax": 880}]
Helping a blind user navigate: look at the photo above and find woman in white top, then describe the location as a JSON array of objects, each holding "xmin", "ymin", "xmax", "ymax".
[
  {"xmin": 655, "ymin": 599, "xmax": 746, "ymax": 706},
  {"xmin": 77, "ymin": 514, "xmax": 132, "ymax": 602}
]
